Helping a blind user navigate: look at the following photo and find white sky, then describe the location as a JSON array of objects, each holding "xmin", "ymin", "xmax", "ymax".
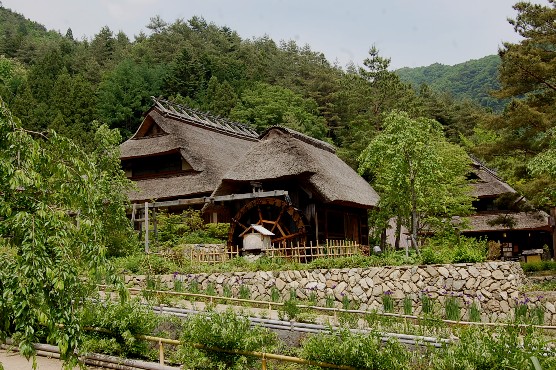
[{"xmin": 1, "ymin": 0, "xmax": 528, "ymax": 69}]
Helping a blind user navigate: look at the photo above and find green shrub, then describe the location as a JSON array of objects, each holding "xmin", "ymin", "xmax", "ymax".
[
  {"xmin": 431, "ymin": 325, "xmax": 556, "ymax": 370},
  {"xmin": 178, "ymin": 309, "xmax": 277, "ymax": 369},
  {"xmin": 157, "ymin": 209, "xmax": 205, "ymax": 245},
  {"xmin": 302, "ymin": 328, "xmax": 411, "ymax": 369},
  {"xmin": 112, "ymin": 253, "xmax": 179, "ymax": 275},
  {"xmin": 279, "ymin": 297, "xmax": 300, "ymax": 321},
  {"xmin": 420, "ymin": 247, "xmax": 445, "ymax": 264},
  {"xmin": 420, "ymin": 233, "xmax": 487, "ymax": 264},
  {"xmin": 522, "ymin": 260, "xmax": 556, "ymax": 273},
  {"xmin": 79, "ymin": 299, "xmax": 158, "ymax": 358},
  {"xmin": 204, "ymin": 223, "xmax": 230, "ymax": 240}
]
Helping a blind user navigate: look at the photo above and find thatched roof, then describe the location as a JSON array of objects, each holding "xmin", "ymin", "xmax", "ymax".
[
  {"xmin": 212, "ymin": 126, "xmax": 379, "ymax": 208},
  {"xmin": 469, "ymin": 156, "xmax": 515, "ymax": 198},
  {"xmin": 461, "ymin": 211, "xmax": 552, "ymax": 233},
  {"xmin": 120, "ymin": 98, "xmax": 258, "ymax": 202}
]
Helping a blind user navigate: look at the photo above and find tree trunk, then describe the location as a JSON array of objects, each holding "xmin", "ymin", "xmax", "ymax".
[
  {"xmin": 410, "ymin": 175, "xmax": 418, "ymax": 250},
  {"xmin": 394, "ymin": 214, "xmax": 401, "ymax": 250}
]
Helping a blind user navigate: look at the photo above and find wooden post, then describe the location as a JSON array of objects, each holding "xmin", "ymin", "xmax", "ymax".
[
  {"xmin": 144, "ymin": 202, "xmax": 149, "ymax": 253},
  {"xmin": 315, "ymin": 209, "xmax": 319, "ymax": 246},
  {"xmin": 158, "ymin": 340, "xmax": 164, "ymax": 365},
  {"xmin": 551, "ymin": 207, "xmax": 556, "ymax": 259},
  {"xmin": 261, "ymin": 353, "xmax": 267, "ymax": 370}
]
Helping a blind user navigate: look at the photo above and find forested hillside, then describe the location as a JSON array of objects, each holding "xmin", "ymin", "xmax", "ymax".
[
  {"xmin": 0, "ymin": 1, "xmax": 555, "ymax": 211},
  {"xmin": 395, "ymin": 55, "xmax": 507, "ymax": 111},
  {"xmin": 0, "ymin": 6, "xmax": 485, "ymax": 166}
]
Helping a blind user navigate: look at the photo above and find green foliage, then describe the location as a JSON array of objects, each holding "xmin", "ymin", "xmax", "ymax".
[
  {"xmin": 204, "ymin": 282, "xmax": 216, "ymax": 296},
  {"xmin": 178, "ymin": 309, "xmax": 277, "ymax": 369},
  {"xmin": 469, "ymin": 303, "xmax": 481, "ymax": 323},
  {"xmin": 238, "ymin": 285, "xmax": 251, "ymax": 300},
  {"xmin": 528, "ymin": 128, "xmax": 556, "ymax": 204},
  {"xmin": 112, "ymin": 253, "xmax": 180, "ymax": 275},
  {"xmin": 156, "ymin": 210, "xmax": 229, "ymax": 247},
  {"xmin": 419, "ymin": 233, "xmax": 488, "ymax": 264},
  {"xmin": 359, "ymin": 110, "xmax": 473, "ymax": 247},
  {"xmin": 396, "ymin": 55, "xmax": 506, "ymax": 112},
  {"xmin": 80, "ymin": 299, "xmax": 158, "ymax": 358},
  {"xmin": 301, "ymin": 328, "xmax": 411, "ymax": 369},
  {"xmin": 0, "ymin": 102, "xmax": 130, "ymax": 365},
  {"xmin": 421, "ymin": 293, "xmax": 434, "ymax": 315},
  {"xmin": 230, "ymin": 82, "xmax": 328, "ymax": 139},
  {"xmin": 96, "ymin": 58, "xmax": 166, "ymax": 135},
  {"xmin": 382, "ymin": 292, "xmax": 394, "ymax": 313},
  {"xmin": 444, "ymin": 296, "xmax": 461, "ymax": 321},
  {"xmin": 271, "ymin": 286, "xmax": 280, "ymax": 302},
  {"xmin": 223, "ymin": 284, "xmax": 232, "ymax": 298},
  {"xmin": 280, "ymin": 296, "xmax": 301, "ymax": 321},
  {"xmin": 432, "ymin": 325, "xmax": 556, "ymax": 370},
  {"xmin": 474, "ymin": 1, "xmax": 556, "ymax": 208},
  {"xmin": 403, "ymin": 296, "xmax": 413, "ymax": 316},
  {"xmin": 204, "ymin": 223, "xmax": 231, "ymax": 240},
  {"xmin": 521, "ymin": 260, "xmax": 556, "ymax": 273}
]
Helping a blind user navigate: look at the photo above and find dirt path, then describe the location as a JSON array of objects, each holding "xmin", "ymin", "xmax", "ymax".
[{"xmin": 0, "ymin": 350, "xmax": 101, "ymax": 370}]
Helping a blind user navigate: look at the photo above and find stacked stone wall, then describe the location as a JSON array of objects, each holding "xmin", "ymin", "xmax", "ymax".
[{"xmin": 126, "ymin": 262, "xmax": 556, "ymax": 324}]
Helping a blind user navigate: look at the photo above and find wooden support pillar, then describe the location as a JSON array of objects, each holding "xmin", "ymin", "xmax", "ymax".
[
  {"xmin": 145, "ymin": 201, "xmax": 149, "ymax": 253},
  {"xmin": 551, "ymin": 207, "xmax": 556, "ymax": 259},
  {"xmin": 315, "ymin": 209, "xmax": 319, "ymax": 246}
]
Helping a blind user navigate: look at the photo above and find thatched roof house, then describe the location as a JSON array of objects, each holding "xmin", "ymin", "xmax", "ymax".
[
  {"xmin": 120, "ymin": 98, "xmax": 258, "ymax": 203},
  {"xmin": 213, "ymin": 126, "xmax": 379, "ymax": 247},
  {"xmin": 121, "ymin": 98, "xmax": 379, "ymax": 248},
  {"xmin": 213, "ymin": 126, "xmax": 379, "ymax": 208},
  {"xmin": 386, "ymin": 157, "xmax": 554, "ymax": 257},
  {"xmin": 461, "ymin": 157, "xmax": 553, "ymax": 258}
]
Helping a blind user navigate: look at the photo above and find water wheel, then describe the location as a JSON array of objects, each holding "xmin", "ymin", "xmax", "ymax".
[{"xmin": 227, "ymin": 198, "xmax": 307, "ymax": 252}]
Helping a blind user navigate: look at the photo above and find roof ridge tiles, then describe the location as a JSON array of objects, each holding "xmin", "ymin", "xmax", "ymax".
[{"xmin": 152, "ymin": 96, "xmax": 259, "ymax": 139}]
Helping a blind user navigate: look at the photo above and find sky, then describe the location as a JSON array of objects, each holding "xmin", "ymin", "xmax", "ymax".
[{"xmin": 1, "ymin": 0, "xmax": 529, "ymax": 70}]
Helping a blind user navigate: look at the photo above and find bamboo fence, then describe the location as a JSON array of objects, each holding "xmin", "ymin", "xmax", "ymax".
[{"xmin": 186, "ymin": 240, "xmax": 360, "ymax": 263}]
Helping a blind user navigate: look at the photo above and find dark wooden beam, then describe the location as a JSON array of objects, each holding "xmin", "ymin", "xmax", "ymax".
[{"xmin": 146, "ymin": 190, "xmax": 289, "ymax": 209}]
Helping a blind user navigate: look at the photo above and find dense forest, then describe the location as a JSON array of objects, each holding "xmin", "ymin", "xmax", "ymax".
[
  {"xmin": 396, "ymin": 55, "xmax": 507, "ymax": 112},
  {"xmin": 0, "ymin": 1, "xmax": 555, "ymax": 210}
]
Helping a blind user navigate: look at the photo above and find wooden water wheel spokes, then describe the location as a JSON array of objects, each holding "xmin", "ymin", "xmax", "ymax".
[{"xmin": 227, "ymin": 197, "xmax": 307, "ymax": 253}]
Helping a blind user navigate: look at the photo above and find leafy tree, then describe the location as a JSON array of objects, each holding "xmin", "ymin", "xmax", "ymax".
[
  {"xmin": 528, "ymin": 128, "xmax": 556, "ymax": 205},
  {"xmin": 230, "ymin": 82, "xmax": 328, "ymax": 139},
  {"xmin": 90, "ymin": 26, "xmax": 116, "ymax": 67},
  {"xmin": 97, "ymin": 58, "xmax": 166, "ymax": 136},
  {"xmin": 0, "ymin": 102, "xmax": 131, "ymax": 367},
  {"xmin": 358, "ymin": 111, "xmax": 472, "ymax": 248},
  {"xmin": 336, "ymin": 47, "xmax": 417, "ymax": 167},
  {"xmin": 202, "ymin": 76, "xmax": 238, "ymax": 116},
  {"xmin": 0, "ymin": 55, "xmax": 27, "ymax": 105},
  {"xmin": 480, "ymin": 0, "xmax": 556, "ymax": 206},
  {"xmin": 164, "ymin": 47, "xmax": 208, "ymax": 101}
]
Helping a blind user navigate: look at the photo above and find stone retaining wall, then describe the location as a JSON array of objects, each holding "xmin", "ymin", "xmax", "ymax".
[{"xmin": 126, "ymin": 262, "xmax": 556, "ymax": 324}]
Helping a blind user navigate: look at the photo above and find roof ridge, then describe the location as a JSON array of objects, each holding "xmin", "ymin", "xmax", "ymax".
[
  {"xmin": 262, "ymin": 126, "xmax": 336, "ymax": 153},
  {"xmin": 152, "ymin": 97, "xmax": 259, "ymax": 140},
  {"xmin": 469, "ymin": 153, "xmax": 505, "ymax": 182}
]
